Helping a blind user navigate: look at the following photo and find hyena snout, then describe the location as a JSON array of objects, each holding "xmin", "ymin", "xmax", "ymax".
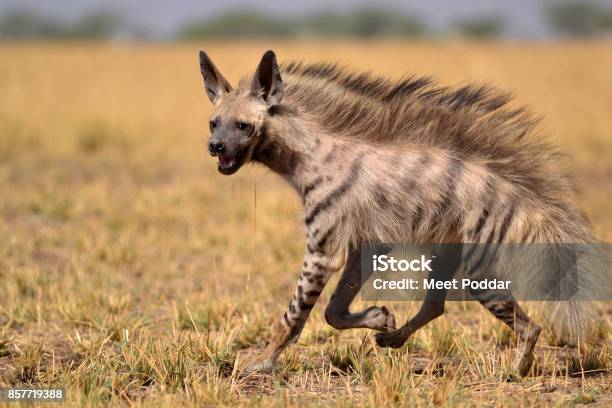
[
  {"xmin": 208, "ymin": 135, "xmax": 249, "ymax": 175},
  {"xmin": 207, "ymin": 138, "xmax": 225, "ymax": 155}
]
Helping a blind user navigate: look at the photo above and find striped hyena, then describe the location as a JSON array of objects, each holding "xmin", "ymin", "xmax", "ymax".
[{"xmin": 198, "ymin": 50, "xmax": 600, "ymax": 376}]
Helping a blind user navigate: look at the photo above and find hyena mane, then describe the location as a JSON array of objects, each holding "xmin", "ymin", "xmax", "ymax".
[{"xmin": 280, "ymin": 61, "xmax": 577, "ymax": 207}]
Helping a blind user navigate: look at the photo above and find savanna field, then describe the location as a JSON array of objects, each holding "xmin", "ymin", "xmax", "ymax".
[{"xmin": 0, "ymin": 41, "xmax": 611, "ymax": 406}]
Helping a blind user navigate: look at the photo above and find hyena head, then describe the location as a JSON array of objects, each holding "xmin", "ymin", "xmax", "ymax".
[{"xmin": 199, "ymin": 50, "xmax": 284, "ymax": 175}]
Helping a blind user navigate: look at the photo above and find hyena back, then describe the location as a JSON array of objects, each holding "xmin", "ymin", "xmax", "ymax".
[{"xmin": 198, "ymin": 50, "xmax": 598, "ymax": 376}]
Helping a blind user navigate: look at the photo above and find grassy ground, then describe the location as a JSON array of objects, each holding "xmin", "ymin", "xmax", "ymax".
[{"xmin": 0, "ymin": 41, "xmax": 610, "ymax": 406}]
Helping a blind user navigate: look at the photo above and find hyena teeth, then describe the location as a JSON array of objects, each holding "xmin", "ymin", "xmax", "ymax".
[{"xmin": 199, "ymin": 49, "xmax": 600, "ymax": 376}]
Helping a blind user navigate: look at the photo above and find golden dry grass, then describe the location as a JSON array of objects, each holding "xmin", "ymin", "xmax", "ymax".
[{"xmin": 0, "ymin": 40, "xmax": 610, "ymax": 406}]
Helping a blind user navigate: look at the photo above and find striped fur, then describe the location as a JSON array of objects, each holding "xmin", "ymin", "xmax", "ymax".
[{"xmin": 199, "ymin": 50, "xmax": 601, "ymax": 375}]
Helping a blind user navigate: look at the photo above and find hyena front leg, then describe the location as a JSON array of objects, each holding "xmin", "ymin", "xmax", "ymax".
[
  {"xmin": 324, "ymin": 247, "xmax": 396, "ymax": 331},
  {"xmin": 238, "ymin": 246, "xmax": 344, "ymax": 373}
]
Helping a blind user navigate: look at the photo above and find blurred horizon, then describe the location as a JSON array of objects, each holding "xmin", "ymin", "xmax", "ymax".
[{"xmin": 1, "ymin": 0, "xmax": 612, "ymax": 41}]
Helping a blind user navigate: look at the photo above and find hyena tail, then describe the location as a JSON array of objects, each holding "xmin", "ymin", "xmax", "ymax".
[
  {"xmin": 511, "ymin": 208, "xmax": 609, "ymax": 343},
  {"xmin": 545, "ymin": 245, "xmax": 608, "ymax": 344}
]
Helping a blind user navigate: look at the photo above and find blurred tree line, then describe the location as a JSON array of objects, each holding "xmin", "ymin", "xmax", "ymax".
[
  {"xmin": 178, "ymin": 9, "xmax": 426, "ymax": 39},
  {"xmin": 0, "ymin": 8, "xmax": 150, "ymax": 40},
  {"xmin": 547, "ymin": 1, "xmax": 612, "ymax": 36},
  {"xmin": 1, "ymin": 2, "xmax": 612, "ymax": 40}
]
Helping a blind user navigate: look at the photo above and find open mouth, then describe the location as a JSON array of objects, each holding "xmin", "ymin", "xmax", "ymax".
[{"xmin": 217, "ymin": 151, "xmax": 244, "ymax": 175}]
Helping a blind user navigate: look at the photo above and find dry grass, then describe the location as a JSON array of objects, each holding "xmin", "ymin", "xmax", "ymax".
[{"xmin": 0, "ymin": 40, "xmax": 610, "ymax": 406}]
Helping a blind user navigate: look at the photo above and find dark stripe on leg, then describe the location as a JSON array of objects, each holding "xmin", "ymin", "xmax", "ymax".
[
  {"xmin": 316, "ymin": 226, "xmax": 334, "ymax": 250},
  {"xmin": 305, "ymin": 290, "xmax": 321, "ymax": 298}
]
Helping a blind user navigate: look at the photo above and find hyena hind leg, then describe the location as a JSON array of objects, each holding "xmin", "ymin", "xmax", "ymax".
[
  {"xmin": 474, "ymin": 290, "xmax": 541, "ymax": 376},
  {"xmin": 376, "ymin": 244, "xmax": 462, "ymax": 348},
  {"xmin": 324, "ymin": 249, "xmax": 396, "ymax": 331},
  {"xmin": 375, "ymin": 300, "xmax": 445, "ymax": 348}
]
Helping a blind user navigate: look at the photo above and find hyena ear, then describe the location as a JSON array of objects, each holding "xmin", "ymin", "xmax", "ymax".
[
  {"xmin": 199, "ymin": 50, "xmax": 232, "ymax": 104},
  {"xmin": 251, "ymin": 50, "xmax": 284, "ymax": 106}
]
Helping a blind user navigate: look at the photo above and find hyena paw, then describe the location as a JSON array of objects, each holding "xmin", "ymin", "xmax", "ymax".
[
  {"xmin": 364, "ymin": 306, "xmax": 396, "ymax": 331},
  {"xmin": 234, "ymin": 350, "xmax": 275, "ymax": 375},
  {"xmin": 375, "ymin": 328, "xmax": 408, "ymax": 348},
  {"xmin": 380, "ymin": 306, "xmax": 396, "ymax": 331},
  {"xmin": 513, "ymin": 325, "xmax": 540, "ymax": 377}
]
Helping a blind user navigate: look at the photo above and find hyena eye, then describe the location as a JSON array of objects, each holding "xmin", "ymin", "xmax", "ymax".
[
  {"xmin": 236, "ymin": 121, "xmax": 250, "ymax": 131},
  {"xmin": 209, "ymin": 120, "xmax": 217, "ymax": 131}
]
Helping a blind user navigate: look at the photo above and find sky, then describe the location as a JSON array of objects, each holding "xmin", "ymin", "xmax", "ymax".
[{"xmin": 1, "ymin": 0, "xmax": 612, "ymax": 39}]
